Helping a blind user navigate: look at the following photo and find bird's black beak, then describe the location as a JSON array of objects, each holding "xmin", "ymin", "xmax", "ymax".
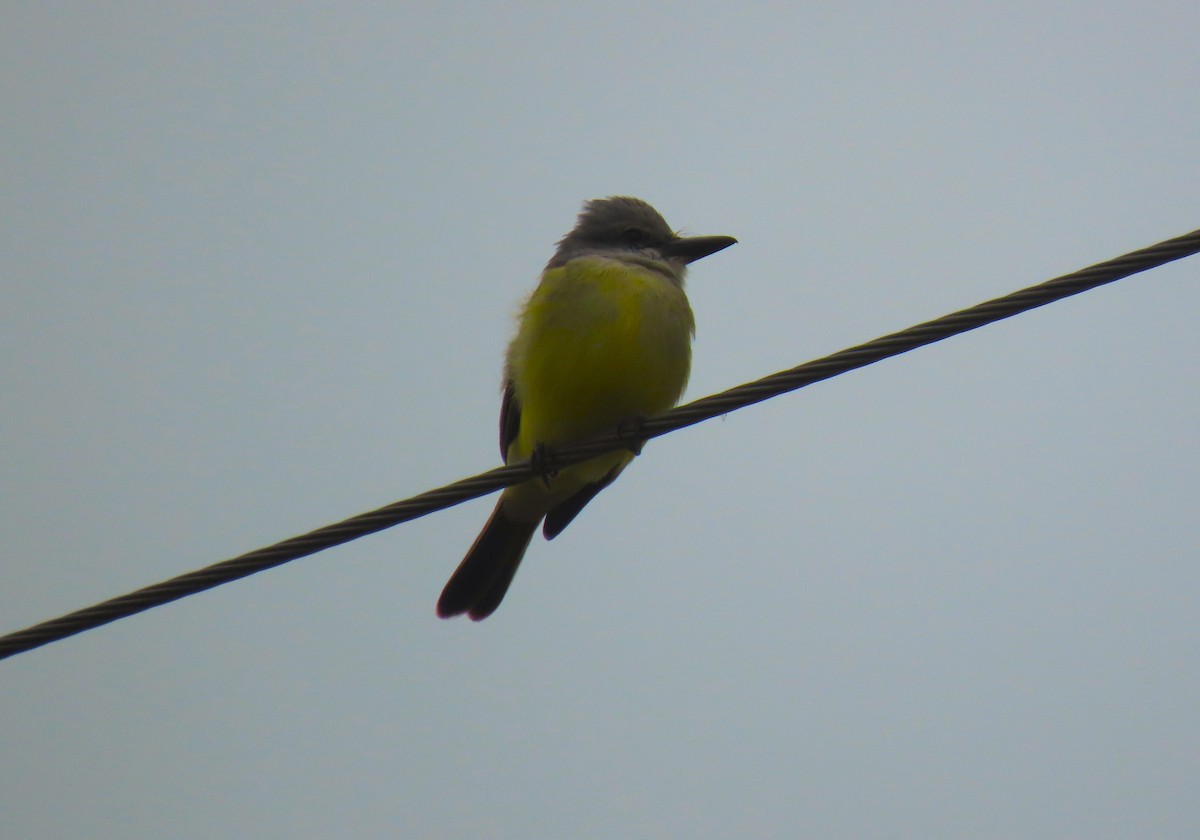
[{"xmin": 662, "ymin": 234, "xmax": 738, "ymax": 264}]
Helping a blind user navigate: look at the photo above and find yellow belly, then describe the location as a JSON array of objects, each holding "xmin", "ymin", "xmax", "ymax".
[{"xmin": 506, "ymin": 256, "xmax": 695, "ymax": 460}]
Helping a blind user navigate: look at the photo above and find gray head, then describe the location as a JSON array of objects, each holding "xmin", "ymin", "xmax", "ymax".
[{"xmin": 547, "ymin": 196, "xmax": 736, "ymax": 281}]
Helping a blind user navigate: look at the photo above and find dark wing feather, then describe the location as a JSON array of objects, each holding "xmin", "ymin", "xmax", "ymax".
[
  {"xmin": 542, "ymin": 465, "xmax": 621, "ymax": 540},
  {"xmin": 499, "ymin": 381, "xmax": 520, "ymax": 461}
]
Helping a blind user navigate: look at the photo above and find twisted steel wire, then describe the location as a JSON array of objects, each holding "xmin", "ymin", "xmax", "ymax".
[{"xmin": 2, "ymin": 227, "xmax": 1197, "ymax": 660}]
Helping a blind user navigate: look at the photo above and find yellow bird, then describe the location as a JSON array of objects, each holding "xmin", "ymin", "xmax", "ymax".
[{"xmin": 438, "ymin": 197, "xmax": 736, "ymax": 620}]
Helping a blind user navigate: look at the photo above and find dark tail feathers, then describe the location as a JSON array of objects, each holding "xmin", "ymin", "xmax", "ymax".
[{"xmin": 437, "ymin": 504, "xmax": 537, "ymax": 620}]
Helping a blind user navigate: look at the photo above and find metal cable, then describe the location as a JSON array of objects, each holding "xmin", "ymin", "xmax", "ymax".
[{"xmin": 2, "ymin": 227, "xmax": 1197, "ymax": 660}]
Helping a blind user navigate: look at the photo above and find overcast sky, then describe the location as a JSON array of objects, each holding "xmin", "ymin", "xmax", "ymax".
[{"xmin": 3, "ymin": 3, "xmax": 1198, "ymax": 838}]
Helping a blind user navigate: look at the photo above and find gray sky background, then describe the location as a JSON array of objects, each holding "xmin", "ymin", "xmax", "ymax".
[{"xmin": 3, "ymin": 3, "xmax": 1197, "ymax": 838}]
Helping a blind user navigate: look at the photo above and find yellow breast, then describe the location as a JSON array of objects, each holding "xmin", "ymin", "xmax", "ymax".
[{"xmin": 506, "ymin": 256, "xmax": 695, "ymax": 458}]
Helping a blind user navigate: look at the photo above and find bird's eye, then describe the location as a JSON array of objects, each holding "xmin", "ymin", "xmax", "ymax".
[{"xmin": 623, "ymin": 226, "xmax": 648, "ymax": 246}]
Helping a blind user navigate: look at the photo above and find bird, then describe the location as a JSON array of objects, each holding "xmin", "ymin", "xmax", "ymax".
[{"xmin": 437, "ymin": 196, "xmax": 736, "ymax": 620}]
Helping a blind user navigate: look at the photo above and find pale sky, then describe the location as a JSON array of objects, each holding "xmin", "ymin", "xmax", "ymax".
[{"xmin": 3, "ymin": 3, "xmax": 1198, "ymax": 838}]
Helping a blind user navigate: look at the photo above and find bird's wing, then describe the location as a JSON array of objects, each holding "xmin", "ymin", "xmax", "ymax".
[
  {"xmin": 542, "ymin": 463, "xmax": 622, "ymax": 539},
  {"xmin": 499, "ymin": 380, "xmax": 521, "ymax": 461}
]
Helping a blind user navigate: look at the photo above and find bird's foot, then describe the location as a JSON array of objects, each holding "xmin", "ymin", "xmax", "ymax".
[
  {"xmin": 530, "ymin": 442, "xmax": 559, "ymax": 488},
  {"xmin": 617, "ymin": 415, "xmax": 648, "ymax": 456}
]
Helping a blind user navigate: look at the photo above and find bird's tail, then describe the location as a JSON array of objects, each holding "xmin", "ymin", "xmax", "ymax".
[{"xmin": 437, "ymin": 502, "xmax": 537, "ymax": 620}]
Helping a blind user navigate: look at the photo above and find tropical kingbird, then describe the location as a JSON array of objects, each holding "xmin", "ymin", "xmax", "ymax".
[{"xmin": 437, "ymin": 196, "xmax": 736, "ymax": 620}]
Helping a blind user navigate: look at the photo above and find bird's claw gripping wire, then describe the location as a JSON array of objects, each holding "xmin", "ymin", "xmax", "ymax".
[
  {"xmin": 530, "ymin": 442, "xmax": 560, "ymax": 488},
  {"xmin": 617, "ymin": 415, "xmax": 648, "ymax": 456}
]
